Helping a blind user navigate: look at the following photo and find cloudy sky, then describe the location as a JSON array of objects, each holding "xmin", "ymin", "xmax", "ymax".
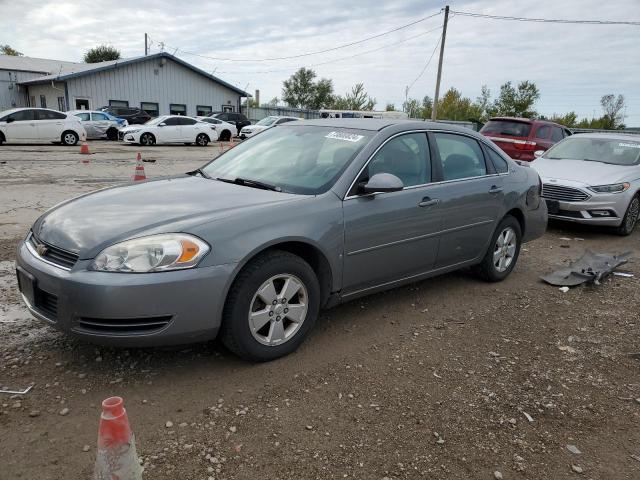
[{"xmin": 2, "ymin": 0, "xmax": 639, "ymax": 123}]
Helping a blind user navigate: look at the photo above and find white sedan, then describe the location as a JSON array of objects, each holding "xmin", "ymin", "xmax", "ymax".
[
  {"xmin": 196, "ymin": 117, "xmax": 236, "ymax": 142},
  {"xmin": 0, "ymin": 107, "xmax": 87, "ymax": 146},
  {"xmin": 239, "ymin": 116, "xmax": 299, "ymax": 139},
  {"xmin": 68, "ymin": 110, "xmax": 127, "ymax": 140},
  {"xmin": 119, "ymin": 115, "xmax": 215, "ymax": 146}
]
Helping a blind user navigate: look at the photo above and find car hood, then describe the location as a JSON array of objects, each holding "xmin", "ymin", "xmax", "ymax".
[
  {"xmin": 531, "ymin": 157, "xmax": 631, "ymax": 185},
  {"xmin": 244, "ymin": 125, "xmax": 268, "ymax": 131},
  {"xmin": 33, "ymin": 176, "xmax": 303, "ymax": 258}
]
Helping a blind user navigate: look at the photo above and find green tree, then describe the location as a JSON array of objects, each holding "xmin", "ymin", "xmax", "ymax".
[
  {"xmin": 0, "ymin": 44, "xmax": 23, "ymax": 56},
  {"xmin": 332, "ymin": 83, "xmax": 376, "ymax": 111},
  {"xmin": 282, "ymin": 68, "xmax": 334, "ymax": 109},
  {"xmin": 600, "ymin": 94, "xmax": 626, "ymax": 129},
  {"xmin": 436, "ymin": 87, "xmax": 483, "ymax": 122},
  {"xmin": 84, "ymin": 45, "xmax": 121, "ymax": 63},
  {"xmin": 403, "ymin": 98, "xmax": 421, "ymax": 118},
  {"xmin": 548, "ymin": 111, "xmax": 578, "ymax": 128},
  {"xmin": 385, "ymin": 103, "xmax": 396, "ymax": 111},
  {"xmin": 492, "ymin": 80, "xmax": 540, "ymax": 118},
  {"xmin": 474, "ymin": 85, "xmax": 493, "ymax": 122}
]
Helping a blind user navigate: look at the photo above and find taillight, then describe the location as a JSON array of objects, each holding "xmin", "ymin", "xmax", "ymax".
[{"xmin": 513, "ymin": 140, "xmax": 537, "ymax": 151}]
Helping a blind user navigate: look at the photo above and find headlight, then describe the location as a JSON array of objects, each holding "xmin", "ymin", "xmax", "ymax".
[
  {"xmin": 588, "ymin": 182, "xmax": 630, "ymax": 194},
  {"xmin": 90, "ymin": 234, "xmax": 210, "ymax": 272},
  {"xmin": 125, "ymin": 129, "xmax": 140, "ymax": 134}
]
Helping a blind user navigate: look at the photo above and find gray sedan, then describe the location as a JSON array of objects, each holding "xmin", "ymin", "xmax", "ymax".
[
  {"xmin": 532, "ymin": 133, "xmax": 640, "ymax": 235},
  {"xmin": 16, "ymin": 119, "xmax": 546, "ymax": 361}
]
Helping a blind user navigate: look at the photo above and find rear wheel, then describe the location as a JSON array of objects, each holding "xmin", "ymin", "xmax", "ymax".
[
  {"xmin": 477, "ymin": 215, "xmax": 522, "ymax": 282},
  {"xmin": 221, "ymin": 251, "xmax": 320, "ymax": 362},
  {"xmin": 140, "ymin": 133, "xmax": 155, "ymax": 146},
  {"xmin": 615, "ymin": 195, "xmax": 640, "ymax": 236},
  {"xmin": 196, "ymin": 133, "xmax": 209, "ymax": 146},
  {"xmin": 61, "ymin": 131, "xmax": 79, "ymax": 146}
]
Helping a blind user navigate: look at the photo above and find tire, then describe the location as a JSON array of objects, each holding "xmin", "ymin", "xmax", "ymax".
[
  {"xmin": 219, "ymin": 130, "xmax": 231, "ymax": 142},
  {"xmin": 196, "ymin": 133, "xmax": 209, "ymax": 147},
  {"xmin": 140, "ymin": 133, "xmax": 155, "ymax": 146},
  {"xmin": 220, "ymin": 250, "xmax": 320, "ymax": 362},
  {"xmin": 477, "ymin": 215, "xmax": 522, "ymax": 282},
  {"xmin": 61, "ymin": 131, "xmax": 79, "ymax": 146},
  {"xmin": 615, "ymin": 195, "xmax": 640, "ymax": 236},
  {"xmin": 0, "ymin": 133, "xmax": 4, "ymax": 145},
  {"xmin": 106, "ymin": 128, "xmax": 118, "ymax": 141}
]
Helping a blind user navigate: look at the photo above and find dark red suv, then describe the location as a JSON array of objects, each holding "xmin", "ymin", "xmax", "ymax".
[{"xmin": 480, "ymin": 117, "xmax": 572, "ymax": 161}]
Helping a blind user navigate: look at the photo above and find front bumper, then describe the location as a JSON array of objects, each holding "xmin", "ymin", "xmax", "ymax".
[
  {"xmin": 543, "ymin": 193, "xmax": 628, "ymax": 227},
  {"xmin": 16, "ymin": 241, "xmax": 237, "ymax": 347}
]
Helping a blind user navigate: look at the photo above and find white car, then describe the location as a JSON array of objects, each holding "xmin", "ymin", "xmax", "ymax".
[
  {"xmin": 0, "ymin": 108, "xmax": 87, "ymax": 146},
  {"xmin": 239, "ymin": 116, "xmax": 299, "ymax": 139},
  {"xmin": 119, "ymin": 115, "xmax": 215, "ymax": 146},
  {"xmin": 68, "ymin": 110, "xmax": 127, "ymax": 140},
  {"xmin": 196, "ymin": 117, "xmax": 236, "ymax": 142}
]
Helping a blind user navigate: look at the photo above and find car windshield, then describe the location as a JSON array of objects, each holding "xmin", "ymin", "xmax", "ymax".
[
  {"xmin": 544, "ymin": 136, "xmax": 640, "ymax": 165},
  {"xmin": 256, "ymin": 116, "xmax": 278, "ymax": 126},
  {"xmin": 481, "ymin": 120, "xmax": 532, "ymax": 137},
  {"xmin": 202, "ymin": 125, "xmax": 373, "ymax": 194}
]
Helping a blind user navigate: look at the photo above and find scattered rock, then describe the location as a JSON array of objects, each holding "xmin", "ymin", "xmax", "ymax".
[
  {"xmin": 29, "ymin": 410, "xmax": 40, "ymax": 417},
  {"xmin": 305, "ymin": 425, "xmax": 314, "ymax": 431},
  {"xmin": 566, "ymin": 445, "xmax": 582, "ymax": 455},
  {"xmin": 165, "ymin": 421, "xmax": 173, "ymax": 428},
  {"xmin": 59, "ymin": 407, "xmax": 70, "ymax": 416},
  {"xmin": 571, "ymin": 464, "xmax": 583, "ymax": 474},
  {"xmin": 229, "ymin": 426, "xmax": 237, "ymax": 433},
  {"xmin": 494, "ymin": 471, "xmax": 503, "ymax": 479},
  {"xmin": 82, "ymin": 445, "xmax": 91, "ymax": 452}
]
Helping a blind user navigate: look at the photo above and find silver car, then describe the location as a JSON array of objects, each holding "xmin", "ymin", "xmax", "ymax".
[
  {"xmin": 68, "ymin": 110, "xmax": 126, "ymax": 140},
  {"xmin": 16, "ymin": 119, "xmax": 546, "ymax": 361},
  {"xmin": 532, "ymin": 133, "xmax": 640, "ymax": 235}
]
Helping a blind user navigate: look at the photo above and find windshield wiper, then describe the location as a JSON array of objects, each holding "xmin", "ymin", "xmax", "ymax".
[
  {"xmin": 216, "ymin": 177, "xmax": 281, "ymax": 192},
  {"xmin": 187, "ymin": 168, "xmax": 211, "ymax": 179}
]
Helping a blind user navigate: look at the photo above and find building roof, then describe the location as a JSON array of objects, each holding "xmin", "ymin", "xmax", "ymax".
[
  {"xmin": 14, "ymin": 52, "xmax": 249, "ymax": 96},
  {"xmin": 0, "ymin": 54, "xmax": 79, "ymax": 74}
]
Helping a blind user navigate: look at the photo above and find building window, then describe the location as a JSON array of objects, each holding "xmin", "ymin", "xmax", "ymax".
[
  {"xmin": 40, "ymin": 95, "xmax": 46, "ymax": 108},
  {"xmin": 29, "ymin": 96, "xmax": 36, "ymax": 107},
  {"xmin": 141, "ymin": 102, "xmax": 159, "ymax": 117},
  {"xmin": 197, "ymin": 105, "xmax": 212, "ymax": 116},
  {"xmin": 221, "ymin": 104, "xmax": 234, "ymax": 112},
  {"xmin": 170, "ymin": 104, "xmax": 186, "ymax": 116},
  {"xmin": 57, "ymin": 96, "xmax": 65, "ymax": 111},
  {"xmin": 109, "ymin": 100, "xmax": 129, "ymax": 107}
]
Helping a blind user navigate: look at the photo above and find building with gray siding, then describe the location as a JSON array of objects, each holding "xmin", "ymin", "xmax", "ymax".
[{"xmin": 0, "ymin": 53, "xmax": 248, "ymax": 116}]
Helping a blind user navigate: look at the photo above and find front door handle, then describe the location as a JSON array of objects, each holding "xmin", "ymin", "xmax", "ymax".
[
  {"xmin": 489, "ymin": 185, "xmax": 503, "ymax": 194},
  {"xmin": 418, "ymin": 197, "xmax": 440, "ymax": 208}
]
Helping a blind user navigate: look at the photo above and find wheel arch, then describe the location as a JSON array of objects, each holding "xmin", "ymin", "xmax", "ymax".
[{"xmin": 505, "ymin": 207, "xmax": 525, "ymax": 236}]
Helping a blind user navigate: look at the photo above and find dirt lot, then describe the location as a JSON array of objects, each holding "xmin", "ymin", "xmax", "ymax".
[{"xmin": 1, "ymin": 142, "xmax": 639, "ymax": 480}]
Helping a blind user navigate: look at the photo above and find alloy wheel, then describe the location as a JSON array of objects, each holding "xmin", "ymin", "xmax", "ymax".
[
  {"xmin": 625, "ymin": 197, "xmax": 639, "ymax": 232},
  {"xmin": 64, "ymin": 133, "xmax": 77, "ymax": 145},
  {"xmin": 493, "ymin": 227, "xmax": 517, "ymax": 273},
  {"xmin": 248, "ymin": 274, "xmax": 308, "ymax": 346}
]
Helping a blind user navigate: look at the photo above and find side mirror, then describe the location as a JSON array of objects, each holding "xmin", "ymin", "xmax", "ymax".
[
  {"xmin": 533, "ymin": 150, "xmax": 544, "ymax": 158},
  {"xmin": 158, "ymin": 122, "xmax": 166, "ymax": 127},
  {"xmin": 360, "ymin": 173, "xmax": 404, "ymax": 194}
]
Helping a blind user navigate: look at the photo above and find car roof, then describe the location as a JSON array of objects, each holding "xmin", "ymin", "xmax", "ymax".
[
  {"xmin": 0, "ymin": 107, "xmax": 69, "ymax": 116},
  {"xmin": 570, "ymin": 132, "xmax": 640, "ymax": 141},
  {"xmin": 287, "ymin": 118, "xmax": 476, "ymax": 133},
  {"xmin": 489, "ymin": 116, "xmax": 567, "ymax": 127}
]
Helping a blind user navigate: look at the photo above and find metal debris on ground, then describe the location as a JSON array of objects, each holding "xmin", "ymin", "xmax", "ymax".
[
  {"xmin": 0, "ymin": 385, "xmax": 33, "ymax": 395},
  {"xmin": 541, "ymin": 250, "xmax": 632, "ymax": 287}
]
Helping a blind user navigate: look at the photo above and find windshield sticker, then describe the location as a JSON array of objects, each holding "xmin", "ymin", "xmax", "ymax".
[
  {"xmin": 325, "ymin": 131, "xmax": 364, "ymax": 142},
  {"xmin": 619, "ymin": 142, "xmax": 640, "ymax": 149}
]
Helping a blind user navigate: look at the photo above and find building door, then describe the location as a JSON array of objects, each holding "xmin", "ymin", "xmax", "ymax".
[{"xmin": 75, "ymin": 99, "xmax": 90, "ymax": 110}]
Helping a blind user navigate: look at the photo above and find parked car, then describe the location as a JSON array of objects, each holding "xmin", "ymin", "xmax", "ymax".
[
  {"xmin": 532, "ymin": 133, "xmax": 640, "ymax": 235},
  {"xmin": 119, "ymin": 115, "xmax": 214, "ymax": 146},
  {"xmin": 239, "ymin": 116, "xmax": 299, "ymax": 139},
  {"xmin": 196, "ymin": 117, "xmax": 236, "ymax": 141},
  {"xmin": 480, "ymin": 117, "xmax": 572, "ymax": 162},
  {"xmin": 68, "ymin": 110, "xmax": 127, "ymax": 140},
  {"xmin": 99, "ymin": 106, "xmax": 152, "ymax": 125},
  {"xmin": 0, "ymin": 108, "xmax": 87, "ymax": 146},
  {"xmin": 16, "ymin": 119, "xmax": 546, "ymax": 361},
  {"xmin": 207, "ymin": 112, "xmax": 251, "ymax": 135}
]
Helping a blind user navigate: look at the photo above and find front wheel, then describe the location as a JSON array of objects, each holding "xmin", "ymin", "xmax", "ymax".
[
  {"xmin": 196, "ymin": 133, "xmax": 209, "ymax": 146},
  {"xmin": 106, "ymin": 128, "xmax": 118, "ymax": 141},
  {"xmin": 221, "ymin": 251, "xmax": 320, "ymax": 362},
  {"xmin": 615, "ymin": 195, "xmax": 639, "ymax": 236},
  {"xmin": 140, "ymin": 133, "xmax": 155, "ymax": 146},
  {"xmin": 477, "ymin": 215, "xmax": 522, "ymax": 282},
  {"xmin": 61, "ymin": 131, "xmax": 79, "ymax": 146}
]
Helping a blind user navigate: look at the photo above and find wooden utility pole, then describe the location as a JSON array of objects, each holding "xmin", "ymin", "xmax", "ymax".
[
  {"xmin": 431, "ymin": 5, "xmax": 449, "ymax": 121},
  {"xmin": 144, "ymin": 33, "xmax": 148, "ymax": 56}
]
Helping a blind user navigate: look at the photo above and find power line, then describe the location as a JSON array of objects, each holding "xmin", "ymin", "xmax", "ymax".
[
  {"xmin": 450, "ymin": 10, "xmax": 640, "ymax": 26},
  {"xmin": 166, "ymin": 10, "xmax": 442, "ymax": 63},
  {"xmin": 407, "ymin": 34, "xmax": 441, "ymax": 93}
]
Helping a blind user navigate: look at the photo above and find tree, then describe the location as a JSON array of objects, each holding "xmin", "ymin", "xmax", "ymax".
[
  {"xmin": 385, "ymin": 103, "xmax": 396, "ymax": 111},
  {"xmin": 492, "ymin": 80, "xmax": 540, "ymax": 118},
  {"xmin": 600, "ymin": 94, "xmax": 625, "ymax": 129},
  {"xmin": 84, "ymin": 45, "xmax": 121, "ymax": 63},
  {"xmin": 282, "ymin": 68, "xmax": 334, "ymax": 109},
  {"xmin": 332, "ymin": 83, "xmax": 376, "ymax": 111},
  {"xmin": 265, "ymin": 97, "xmax": 279, "ymax": 107},
  {"xmin": 548, "ymin": 111, "xmax": 578, "ymax": 128},
  {"xmin": 436, "ymin": 87, "xmax": 483, "ymax": 122},
  {"xmin": 0, "ymin": 44, "xmax": 23, "ymax": 56},
  {"xmin": 403, "ymin": 95, "xmax": 432, "ymax": 119},
  {"xmin": 475, "ymin": 85, "xmax": 493, "ymax": 122}
]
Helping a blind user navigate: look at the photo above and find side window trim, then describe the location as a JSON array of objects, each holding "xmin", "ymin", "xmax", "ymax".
[
  {"xmin": 480, "ymin": 143, "xmax": 510, "ymax": 175},
  {"xmin": 431, "ymin": 130, "xmax": 495, "ymax": 182}
]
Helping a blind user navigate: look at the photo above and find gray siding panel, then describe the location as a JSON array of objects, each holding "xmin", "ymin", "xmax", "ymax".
[
  {"xmin": 0, "ymin": 70, "xmax": 44, "ymax": 110},
  {"xmin": 65, "ymin": 57, "xmax": 241, "ymax": 115}
]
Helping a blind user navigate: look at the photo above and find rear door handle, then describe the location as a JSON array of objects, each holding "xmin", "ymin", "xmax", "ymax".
[
  {"xmin": 418, "ymin": 197, "xmax": 440, "ymax": 208},
  {"xmin": 489, "ymin": 186, "xmax": 503, "ymax": 194}
]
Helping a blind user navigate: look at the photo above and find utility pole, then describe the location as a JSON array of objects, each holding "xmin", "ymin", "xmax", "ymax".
[
  {"xmin": 431, "ymin": 5, "xmax": 449, "ymax": 121},
  {"xmin": 144, "ymin": 33, "xmax": 148, "ymax": 56}
]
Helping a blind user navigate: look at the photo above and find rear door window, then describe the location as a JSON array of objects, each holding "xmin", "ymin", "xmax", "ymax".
[
  {"xmin": 534, "ymin": 125, "xmax": 550, "ymax": 139},
  {"xmin": 434, "ymin": 133, "xmax": 487, "ymax": 181},
  {"xmin": 485, "ymin": 147, "xmax": 509, "ymax": 174},
  {"xmin": 178, "ymin": 117, "xmax": 197, "ymax": 126},
  {"xmin": 75, "ymin": 112, "xmax": 91, "ymax": 121},
  {"xmin": 481, "ymin": 120, "xmax": 532, "ymax": 137},
  {"xmin": 91, "ymin": 112, "xmax": 110, "ymax": 121},
  {"xmin": 36, "ymin": 110, "xmax": 66, "ymax": 120},
  {"xmin": 551, "ymin": 127, "xmax": 564, "ymax": 142}
]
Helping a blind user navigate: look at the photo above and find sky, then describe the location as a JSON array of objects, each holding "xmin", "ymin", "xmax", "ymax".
[{"xmin": 1, "ymin": 0, "xmax": 639, "ymax": 124}]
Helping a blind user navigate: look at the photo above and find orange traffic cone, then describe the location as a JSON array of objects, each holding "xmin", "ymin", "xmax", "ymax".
[
  {"xmin": 132, "ymin": 153, "xmax": 146, "ymax": 181},
  {"xmin": 94, "ymin": 396, "xmax": 143, "ymax": 480},
  {"xmin": 80, "ymin": 141, "xmax": 90, "ymax": 155}
]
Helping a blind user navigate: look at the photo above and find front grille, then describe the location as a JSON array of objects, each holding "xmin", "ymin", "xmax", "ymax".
[
  {"xmin": 35, "ymin": 288, "xmax": 58, "ymax": 320},
  {"xmin": 542, "ymin": 184, "xmax": 590, "ymax": 202},
  {"xmin": 29, "ymin": 234, "xmax": 79, "ymax": 269},
  {"xmin": 118, "ymin": 131, "xmax": 125, "ymax": 140},
  {"xmin": 74, "ymin": 316, "xmax": 173, "ymax": 335},
  {"xmin": 554, "ymin": 209, "xmax": 585, "ymax": 219}
]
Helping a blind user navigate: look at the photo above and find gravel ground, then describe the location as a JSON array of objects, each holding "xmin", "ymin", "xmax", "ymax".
[{"xmin": 0, "ymin": 143, "xmax": 639, "ymax": 479}]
